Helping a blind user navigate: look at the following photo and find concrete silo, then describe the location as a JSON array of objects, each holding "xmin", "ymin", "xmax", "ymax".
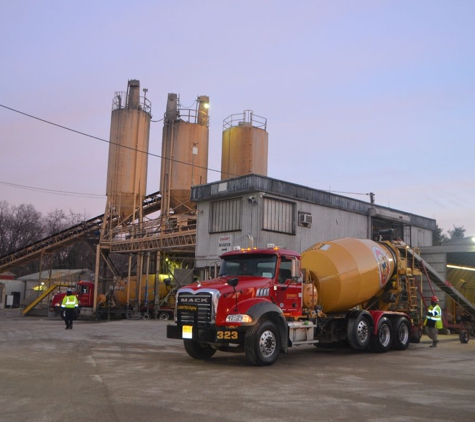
[
  {"xmin": 106, "ymin": 79, "xmax": 151, "ymax": 221},
  {"xmin": 160, "ymin": 94, "xmax": 209, "ymax": 215},
  {"xmin": 221, "ymin": 110, "xmax": 268, "ymax": 180}
]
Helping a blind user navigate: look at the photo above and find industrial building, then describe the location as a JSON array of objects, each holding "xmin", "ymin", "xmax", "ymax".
[{"xmin": 192, "ymin": 173, "xmax": 436, "ymax": 271}]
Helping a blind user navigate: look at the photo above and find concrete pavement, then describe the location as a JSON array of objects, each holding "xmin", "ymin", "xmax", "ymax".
[{"xmin": 1, "ymin": 308, "xmax": 474, "ymax": 422}]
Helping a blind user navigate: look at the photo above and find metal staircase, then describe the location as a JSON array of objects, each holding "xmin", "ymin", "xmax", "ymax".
[
  {"xmin": 401, "ymin": 241, "xmax": 475, "ymax": 317},
  {"xmin": 21, "ymin": 283, "xmax": 71, "ymax": 315}
]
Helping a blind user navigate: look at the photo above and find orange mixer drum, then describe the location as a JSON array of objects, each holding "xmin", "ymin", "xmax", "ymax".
[{"xmin": 301, "ymin": 238, "xmax": 396, "ymax": 313}]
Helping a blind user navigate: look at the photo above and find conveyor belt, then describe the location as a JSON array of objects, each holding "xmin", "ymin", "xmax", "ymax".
[
  {"xmin": 0, "ymin": 191, "xmax": 161, "ymax": 272},
  {"xmin": 403, "ymin": 243, "xmax": 475, "ymax": 317}
]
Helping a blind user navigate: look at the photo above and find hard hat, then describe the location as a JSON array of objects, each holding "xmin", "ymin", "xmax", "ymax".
[
  {"xmin": 431, "ymin": 295, "xmax": 439, "ymax": 302},
  {"xmin": 66, "ymin": 289, "xmax": 72, "ymax": 294}
]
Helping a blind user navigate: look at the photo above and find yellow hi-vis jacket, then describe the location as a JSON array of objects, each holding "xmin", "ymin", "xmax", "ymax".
[
  {"xmin": 424, "ymin": 304, "xmax": 443, "ymax": 329},
  {"xmin": 61, "ymin": 294, "xmax": 79, "ymax": 309}
]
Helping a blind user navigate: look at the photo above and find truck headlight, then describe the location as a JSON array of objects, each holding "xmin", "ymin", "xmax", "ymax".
[{"xmin": 226, "ymin": 314, "xmax": 252, "ymax": 323}]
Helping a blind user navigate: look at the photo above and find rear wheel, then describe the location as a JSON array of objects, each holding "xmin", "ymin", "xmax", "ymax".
[
  {"xmin": 409, "ymin": 324, "xmax": 422, "ymax": 343},
  {"xmin": 369, "ymin": 317, "xmax": 393, "ymax": 353},
  {"xmin": 159, "ymin": 312, "xmax": 170, "ymax": 320},
  {"xmin": 347, "ymin": 312, "xmax": 371, "ymax": 350},
  {"xmin": 184, "ymin": 340, "xmax": 217, "ymax": 360},
  {"xmin": 460, "ymin": 330, "xmax": 469, "ymax": 344},
  {"xmin": 392, "ymin": 317, "xmax": 411, "ymax": 350},
  {"xmin": 244, "ymin": 319, "xmax": 281, "ymax": 366},
  {"xmin": 95, "ymin": 309, "xmax": 106, "ymax": 320}
]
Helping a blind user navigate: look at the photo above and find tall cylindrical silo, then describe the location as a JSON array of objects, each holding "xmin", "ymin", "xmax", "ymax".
[
  {"xmin": 106, "ymin": 79, "xmax": 151, "ymax": 220},
  {"xmin": 160, "ymin": 94, "xmax": 209, "ymax": 214},
  {"xmin": 221, "ymin": 110, "xmax": 268, "ymax": 181}
]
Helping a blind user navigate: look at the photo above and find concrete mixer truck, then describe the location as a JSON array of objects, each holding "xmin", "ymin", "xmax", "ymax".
[
  {"xmin": 50, "ymin": 275, "xmax": 176, "ymax": 319},
  {"xmin": 166, "ymin": 237, "xmax": 424, "ymax": 366}
]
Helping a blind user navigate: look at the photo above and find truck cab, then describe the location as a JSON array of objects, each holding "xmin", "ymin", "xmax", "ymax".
[
  {"xmin": 218, "ymin": 247, "xmax": 303, "ymax": 318},
  {"xmin": 167, "ymin": 247, "xmax": 306, "ymax": 365},
  {"xmin": 50, "ymin": 280, "xmax": 94, "ymax": 314}
]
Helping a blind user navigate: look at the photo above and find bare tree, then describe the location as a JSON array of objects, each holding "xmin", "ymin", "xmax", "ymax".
[
  {"xmin": 43, "ymin": 209, "xmax": 96, "ymax": 270},
  {"xmin": 0, "ymin": 202, "xmax": 43, "ymax": 256},
  {"xmin": 0, "ymin": 202, "xmax": 97, "ymax": 275},
  {"xmin": 0, "ymin": 201, "xmax": 11, "ymax": 256},
  {"xmin": 43, "ymin": 208, "xmax": 68, "ymax": 236}
]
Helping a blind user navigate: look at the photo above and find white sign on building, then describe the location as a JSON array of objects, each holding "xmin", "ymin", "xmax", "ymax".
[{"xmin": 218, "ymin": 235, "xmax": 233, "ymax": 254}]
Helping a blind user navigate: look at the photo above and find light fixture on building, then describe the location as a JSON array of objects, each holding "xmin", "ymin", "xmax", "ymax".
[{"xmin": 447, "ymin": 264, "xmax": 475, "ymax": 272}]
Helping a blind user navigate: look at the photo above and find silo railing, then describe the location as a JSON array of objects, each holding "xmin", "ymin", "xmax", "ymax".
[
  {"xmin": 223, "ymin": 110, "xmax": 267, "ymax": 130},
  {"xmin": 164, "ymin": 106, "xmax": 210, "ymax": 127},
  {"xmin": 112, "ymin": 91, "xmax": 152, "ymax": 115}
]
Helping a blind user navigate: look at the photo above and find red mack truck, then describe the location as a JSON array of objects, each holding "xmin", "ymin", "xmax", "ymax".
[{"xmin": 167, "ymin": 237, "xmax": 425, "ymax": 366}]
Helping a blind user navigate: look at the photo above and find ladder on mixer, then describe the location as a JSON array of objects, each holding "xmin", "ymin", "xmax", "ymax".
[{"xmin": 405, "ymin": 277, "xmax": 419, "ymax": 313}]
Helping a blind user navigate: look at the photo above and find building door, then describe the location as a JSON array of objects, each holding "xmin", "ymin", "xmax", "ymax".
[{"xmin": 11, "ymin": 291, "xmax": 21, "ymax": 308}]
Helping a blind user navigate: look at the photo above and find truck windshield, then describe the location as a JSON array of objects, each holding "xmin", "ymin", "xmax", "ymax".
[{"xmin": 219, "ymin": 254, "xmax": 277, "ymax": 278}]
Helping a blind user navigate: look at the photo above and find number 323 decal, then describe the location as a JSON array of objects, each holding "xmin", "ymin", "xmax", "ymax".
[{"xmin": 216, "ymin": 330, "xmax": 238, "ymax": 340}]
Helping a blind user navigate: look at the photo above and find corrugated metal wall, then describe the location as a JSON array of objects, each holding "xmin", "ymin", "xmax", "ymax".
[{"xmin": 196, "ymin": 194, "xmax": 371, "ymax": 268}]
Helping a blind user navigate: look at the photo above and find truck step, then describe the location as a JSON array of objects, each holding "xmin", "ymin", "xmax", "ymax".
[{"xmin": 290, "ymin": 339, "xmax": 319, "ymax": 346}]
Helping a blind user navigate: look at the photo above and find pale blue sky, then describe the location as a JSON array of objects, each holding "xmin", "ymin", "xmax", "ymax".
[{"xmin": 1, "ymin": 1, "xmax": 474, "ymax": 236}]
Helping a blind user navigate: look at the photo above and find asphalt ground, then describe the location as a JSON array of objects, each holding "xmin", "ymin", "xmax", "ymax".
[{"xmin": 1, "ymin": 308, "xmax": 474, "ymax": 422}]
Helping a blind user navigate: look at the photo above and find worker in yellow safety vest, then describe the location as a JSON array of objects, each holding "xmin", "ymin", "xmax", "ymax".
[
  {"xmin": 61, "ymin": 289, "xmax": 79, "ymax": 329},
  {"xmin": 424, "ymin": 295, "xmax": 443, "ymax": 347}
]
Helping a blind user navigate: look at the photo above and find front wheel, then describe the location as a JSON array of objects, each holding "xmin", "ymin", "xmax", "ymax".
[
  {"xmin": 244, "ymin": 319, "xmax": 281, "ymax": 366},
  {"xmin": 392, "ymin": 317, "xmax": 411, "ymax": 350},
  {"xmin": 184, "ymin": 340, "xmax": 217, "ymax": 360}
]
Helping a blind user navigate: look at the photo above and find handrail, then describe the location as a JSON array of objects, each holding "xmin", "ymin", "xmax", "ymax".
[
  {"xmin": 22, "ymin": 283, "xmax": 71, "ymax": 315},
  {"xmin": 112, "ymin": 91, "xmax": 152, "ymax": 115},
  {"xmin": 164, "ymin": 107, "xmax": 210, "ymax": 127},
  {"xmin": 223, "ymin": 110, "xmax": 267, "ymax": 130}
]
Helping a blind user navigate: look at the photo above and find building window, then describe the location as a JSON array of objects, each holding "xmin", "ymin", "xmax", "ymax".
[
  {"xmin": 209, "ymin": 198, "xmax": 242, "ymax": 233},
  {"xmin": 262, "ymin": 197, "xmax": 295, "ymax": 234},
  {"xmin": 371, "ymin": 219, "xmax": 403, "ymax": 241}
]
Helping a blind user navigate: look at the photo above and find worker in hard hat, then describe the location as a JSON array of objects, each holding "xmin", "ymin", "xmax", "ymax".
[
  {"xmin": 61, "ymin": 289, "xmax": 79, "ymax": 329},
  {"xmin": 424, "ymin": 295, "xmax": 443, "ymax": 347}
]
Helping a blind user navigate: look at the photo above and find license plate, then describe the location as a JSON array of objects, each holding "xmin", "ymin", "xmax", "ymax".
[{"xmin": 182, "ymin": 325, "xmax": 193, "ymax": 339}]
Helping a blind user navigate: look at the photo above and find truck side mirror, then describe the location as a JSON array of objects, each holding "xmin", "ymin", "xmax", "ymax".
[
  {"xmin": 291, "ymin": 259, "xmax": 299, "ymax": 279},
  {"xmin": 227, "ymin": 277, "xmax": 239, "ymax": 288}
]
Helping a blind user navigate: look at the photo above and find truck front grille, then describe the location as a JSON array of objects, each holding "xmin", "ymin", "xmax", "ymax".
[{"xmin": 177, "ymin": 291, "xmax": 213, "ymax": 324}]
